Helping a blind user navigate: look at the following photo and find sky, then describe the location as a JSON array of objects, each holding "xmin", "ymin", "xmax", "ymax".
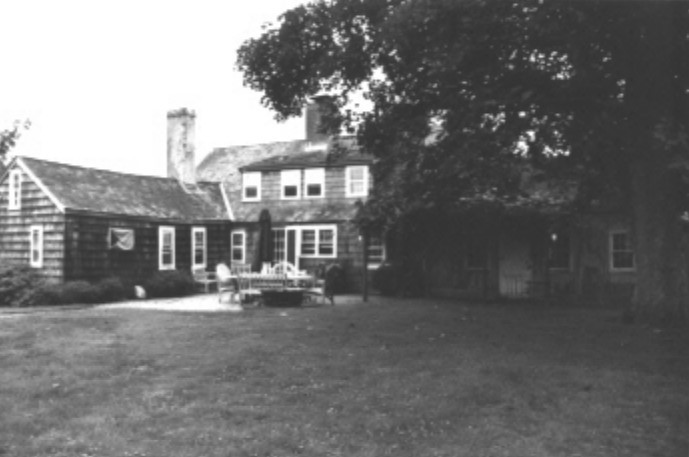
[{"xmin": 0, "ymin": 0, "xmax": 309, "ymax": 176}]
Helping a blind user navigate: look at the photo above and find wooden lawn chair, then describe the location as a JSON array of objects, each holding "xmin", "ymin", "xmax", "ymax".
[
  {"xmin": 192, "ymin": 266, "xmax": 217, "ymax": 293},
  {"xmin": 216, "ymin": 263, "xmax": 238, "ymax": 304}
]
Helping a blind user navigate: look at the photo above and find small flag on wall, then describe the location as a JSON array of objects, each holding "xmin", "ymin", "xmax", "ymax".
[{"xmin": 109, "ymin": 228, "xmax": 135, "ymax": 250}]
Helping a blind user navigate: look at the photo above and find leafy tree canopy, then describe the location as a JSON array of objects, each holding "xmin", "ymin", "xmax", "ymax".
[
  {"xmin": 0, "ymin": 120, "xmax": 31, "ymax": 160},
  {"xmin": 238, "ymin": 0, "xmax": 689, "ymax": 320}
]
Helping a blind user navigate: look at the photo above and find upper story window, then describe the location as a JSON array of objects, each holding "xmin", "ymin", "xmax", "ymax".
[
  {"xmin": 192, "ymin": 227, "xmax": 207, "ymax": 269},
  {"xmin": 281, "ymin": 169, "xmax": 301, "ymax": 199},
  {"xmin": 158, "ymin": 226, "xmax": 176, "ymax": 270},
  {"xmin": 304, "ymin": 168, "xmax": 325, "ymax": 198},
  {"xmin": 610, "ymin": 230, "xmax": 635, "ymax": 271},
  {"xmin": 345, "ymin": 165, "xmax": 369, "ymax": 197},
  {"xmin": 242, "ymin": 172, "xmax": 261, "ymax": 201},
  {"xmin": 8, "ymin": 169, "xmax": 22, "ymax": 210},
  {"xmin": 231, "ymin": 229, "xmax": 246, "ymax": 263},
  {"xmin": 29, "ymin": 225, "xmax": 43, "ymax": 268}
]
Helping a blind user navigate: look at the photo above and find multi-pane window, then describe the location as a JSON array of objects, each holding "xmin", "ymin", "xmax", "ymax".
[
  {"xmin": 367, "ymin": 233, "xmax": 386, "ymax": 267},
  {"xmin": 299, "ymin": 226, "xmax": 336, "ymax": 258},
  {"xmin": 304, "ymin": 168, "xmax": 325, "ymax": 198},
  {"xmin": 242, "ymin": 172, "xmax": 261, "ymax": 201},
  {"xmin": 8, "ymin": 170, "xmax": 22, "ymax": 210},
  {"xmin": 29, "ymin": 225, "xmax": 43, "ymax": 268},
  {"xmin": 345, "ymin": 165, "xmax": 369, "ymax": 197},
  {"xmin": 281, "ymin": 169, "xmax": 301, "ymax": 199},
  {"xmin": 318, "ymin": 229, "xmax": 334, "ymax": 256},
  {"xmin": 548, "ymin": 231, "xmax": 570, "ymax": 270},
  {"xmin": 610, "ymin": 231, "xmax": 635, "ymax": 270},
  {"xmin": 272, "ymin": 229, "xmax": 286, "ymax": 263},
  {"xmin": 192, "ymin": 227, "xmax": 206, "ymax": 268},
  {"xmin": 158, "ymin": 226, "xmax": 175, "ymax": 270},
  {"xmin": 231, "ymin": 230, "xmax": 246, "ymax": 263}
]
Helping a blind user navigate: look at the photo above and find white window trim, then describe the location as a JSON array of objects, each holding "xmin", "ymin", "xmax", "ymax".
[
  {"xmin": 231, "ymin": 229, "xmax": 247, "ymax": 264},
  {"xmin": 298, "ymin": 224, "xmax": 337, "ymax": 259},
  {"xmin": 191, "ymin": 227, "xmax": 207, "ymax": 269},
  {"xmin": 281, "ymin": 169, "xmax": 302, "ymax": 200},
  {"xmin": 345, "ymin": 165, "xmax": 369, "ymax": 197},
  {"xmin": 242, "ymin": 172, "xmax": 261, "ymax": 202},
  {"xmin": 29, "ymin": 225, "xmax": 43, "ymax": 268},
  {"xmin": 158, "ymin": 226, "xmax": 176, "ymax": 270},
  {"xmin": 304, "ymin": 167, "xmax": 325, "ymax": 199},
  {"xmin": 8, "ymin": 169, "xmax": 22, "ymax": 210},
  {"xmin": 609, "ymin": 230, "xmax": 635, "ymax": 272}
]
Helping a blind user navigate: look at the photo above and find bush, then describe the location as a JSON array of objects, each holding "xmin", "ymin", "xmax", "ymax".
[
  {"xmin": 143, "ymin": 270, "xmax": 195, "ymax": 298},
  {"xmin": 372, "ymin": 263, "xmax": 399, "ymax": 296},
  {"xmin": 0, "ymin": 265, "xmax": 47, "ymax": 307},
  {"xmin": 37, "ymin": 276, "xmax": 134, "ymax": 306},
  {"xmin": 372, "ymin": 262, "xmax": 424, "ymax": 297}
]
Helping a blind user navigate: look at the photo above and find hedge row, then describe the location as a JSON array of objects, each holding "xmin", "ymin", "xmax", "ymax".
[{"xmin": 0, "ymin": 265, "xmax": 196, "ymax": 307}]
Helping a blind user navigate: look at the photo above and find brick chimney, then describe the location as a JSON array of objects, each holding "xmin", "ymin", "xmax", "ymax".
[
  {"xmin": 305, "ymin": 95, "xmax": 335, "ymax": 143},
  {"xmin": 167, "ymin": 108, "xmax": 196, "ymax": 184}
]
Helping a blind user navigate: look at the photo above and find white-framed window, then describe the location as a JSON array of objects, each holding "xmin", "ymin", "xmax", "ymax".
[
  {"xmin": 242, "ymin": 172, "xmax": 261, "ymax": 201},
  {"xmin": 610, "ymin": 230, "xmax": 635, "ymax": 271},
  {"xmin": 281, "ymin": 169, "xmax": 301, "ymax": 199},
  {"xmin": 191, "ymin": 227, "xmax": 207, "ymax": 269},
  {"xmin": 300, "ymin": 225, "xmax": 337, "ymax": 258},
  {"xmin": 158, "ymin": 226, "xmax": 176, "ymax": 270},
  {"xmin": 345, "ymin": 165, "xmax": 369, "ymax": 197},
  {"xmin": 8, "ymin": 169, "xmax": 22, "ymax": 210},
  {"xmin": 29, "ymin": 225, "xmax": 43, "ymax": 268},
  {"xmin": 304, "ymin": 168, "xmax": 325, "ymax": 198},
  {"xmin": 367, "ymin": 232, "xmax": 386, "ymax": 269},
  {"xmin": 231, "ymin": 229, "xmax": 246, "ymax": 263}
]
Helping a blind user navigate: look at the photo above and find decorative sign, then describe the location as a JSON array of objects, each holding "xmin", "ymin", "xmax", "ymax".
[{"xmin": 109, "ymin": 228, "xmax": 135, "ymax": 250}]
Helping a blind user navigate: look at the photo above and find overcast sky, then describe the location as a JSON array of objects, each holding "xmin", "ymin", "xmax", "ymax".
[{"xmin": 0, "ymin": 0, "xmax": 308, "ymax": 176}]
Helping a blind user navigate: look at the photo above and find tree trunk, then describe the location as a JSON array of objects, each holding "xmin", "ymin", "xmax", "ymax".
[{"xmin": 625, "ymin": 3, "xmax": 689, "ymax": 323}]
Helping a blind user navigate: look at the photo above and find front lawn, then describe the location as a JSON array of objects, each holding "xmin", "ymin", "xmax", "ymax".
[{"xmin": 0, "ymin": 298, "xmax": 687, "ymax": 457}]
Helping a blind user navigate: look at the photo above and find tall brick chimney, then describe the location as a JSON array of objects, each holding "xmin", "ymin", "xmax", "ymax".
[
  {"xmin": 305, "ymin": 95, "xmax": 335, "ymax": 143},
  {"xmin": 167, "ymin": 108, "xmax": 196, "ymax": 184}
]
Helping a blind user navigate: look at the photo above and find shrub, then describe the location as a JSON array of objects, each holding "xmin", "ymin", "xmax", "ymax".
[
  {"xmin": 94, "ymin": 277, "xmax": 134, "ymax": 303},
  {"xmin": 372, "ymin": 262, "xmax": 424, "ymax": 297},
  {"xmin": 37, "ymin": 276, "xmax": 134, "ymax": 306},
  {"xmin": 372, "ymin": 263, "xmax": 399, "ymax": 296},
  {"xmin": 143, "ymin": 270, "xmax": 195, "ymax": 298},
  {"xmin": 0, "ymin": 265, "xmax": 47, "ymax": 307}
]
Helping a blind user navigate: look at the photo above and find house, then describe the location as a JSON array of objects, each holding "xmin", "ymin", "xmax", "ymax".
[
  {"xmin": 0, "ymin": 100, "xmax": 638, "ymax": 301},
  {"xmin": 0, "ymin": 109, "xmax": 232, "ymax": 283},
  {"xmin": 416, "ymin": 180, "xmax": 638, "ymax": 304},
  {"xmin": 196, "ymin": 98, "xmax": 382, "ymax": 291}
]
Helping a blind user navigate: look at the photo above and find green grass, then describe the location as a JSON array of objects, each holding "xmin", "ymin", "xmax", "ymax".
[{"xmin": 0, "ymin": 297, "xmax": 687, "ymax": 457}]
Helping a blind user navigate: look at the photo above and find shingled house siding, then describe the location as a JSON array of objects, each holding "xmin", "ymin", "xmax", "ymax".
[
  {"xmin": 0, "ymin": 166, "xmax": 65, "ymax": 282},
  {"xmin": 64, "ymin": 214, "xmax": 231, "ymax": 282}
]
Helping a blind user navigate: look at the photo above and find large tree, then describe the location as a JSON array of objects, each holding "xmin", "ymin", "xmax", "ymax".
[
  {"xmin": 237, "ymin": 0, "xmax": 689, "ymax": 322},
  {"xmin": 0, "ymin": 120, "xmax": 30, "ymax": 160}
]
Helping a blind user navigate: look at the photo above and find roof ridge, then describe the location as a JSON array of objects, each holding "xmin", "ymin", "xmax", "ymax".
[{"xmin": 19, "ymin": 155, "xmax": 176, "ymax": 181}]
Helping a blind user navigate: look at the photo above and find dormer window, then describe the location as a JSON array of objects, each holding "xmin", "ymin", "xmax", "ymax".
[
  {"xmin": 281, "ymin": 169, "xmax": 301, "ymax": 199},
  {"xmin": 242, "ymin": 172, "xmax": 261, "ymax": 201},
  {"xmin": 345, "ymin": 165, "xmax": 369, "ymax": 197},
  {"xmin": 8, "ymin": 169, "xmax": 22, "ymax": 210},
  {"xmin": 304, "ymin": 168, "xmax": 325, "ymax": 198}
]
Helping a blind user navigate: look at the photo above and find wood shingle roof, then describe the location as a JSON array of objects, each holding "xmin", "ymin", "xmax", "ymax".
[{"xmin": 18, "ymin": 157, "xmax": 229, "ymax": 222}]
